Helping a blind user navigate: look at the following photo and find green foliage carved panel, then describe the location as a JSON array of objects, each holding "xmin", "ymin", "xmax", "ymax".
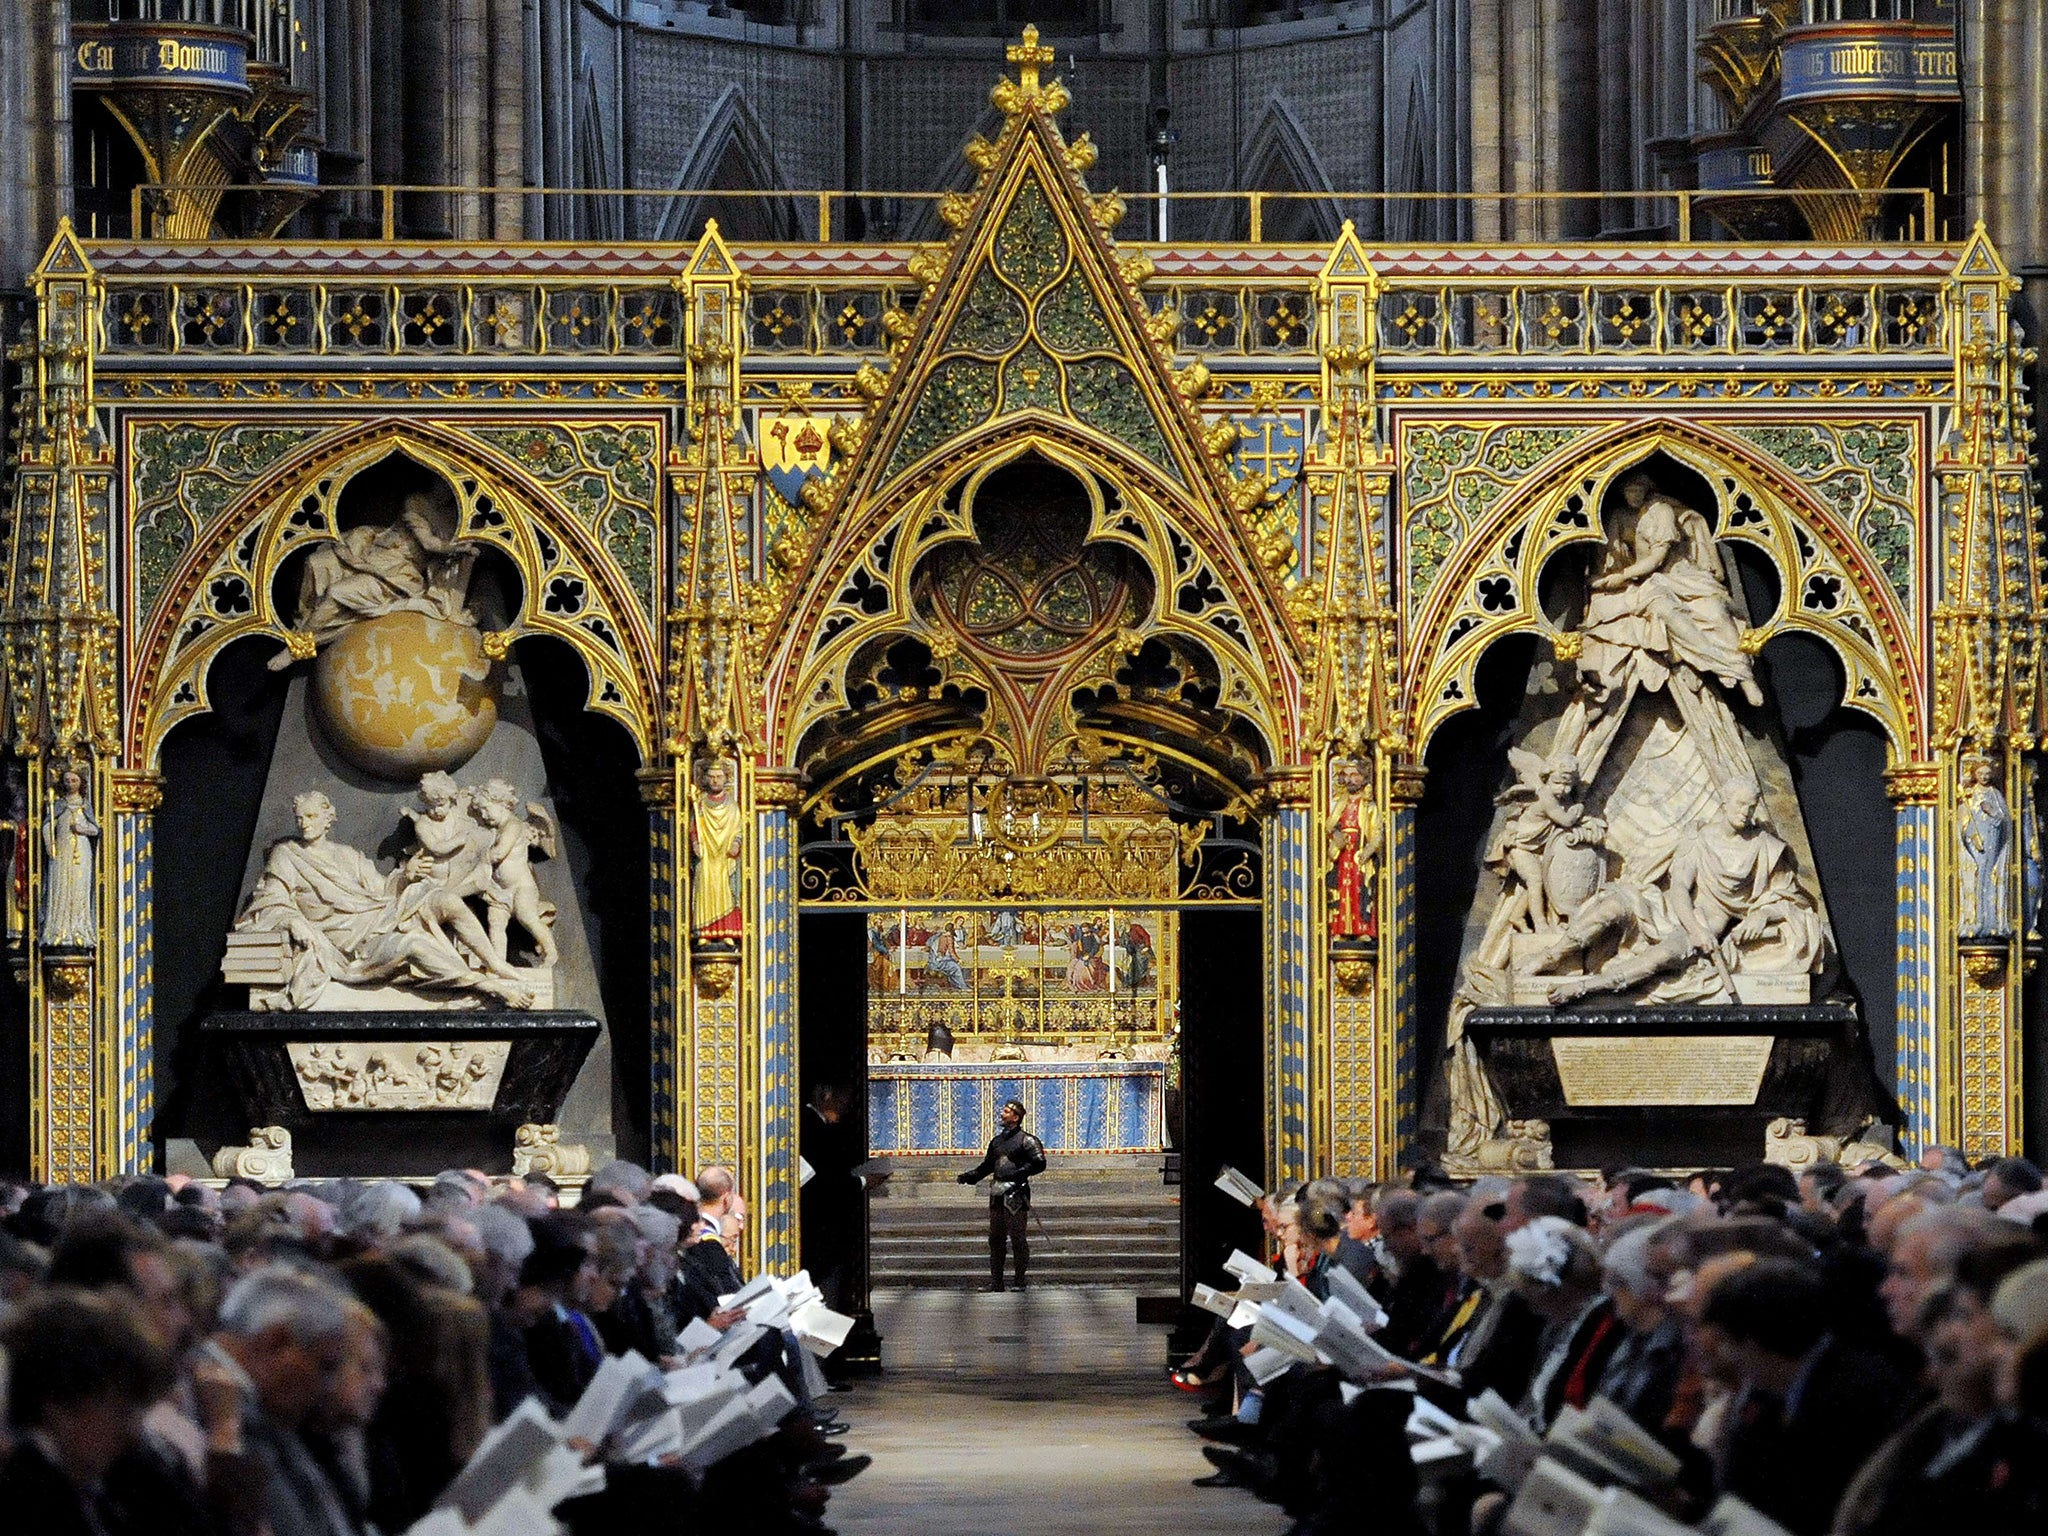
[
  {"xmin": 1729, "ymin": 421, "xmax": 1916, "ymax": 609},
  {"xmin": 1037, "ymin": 269, "xmax": 1115, "ymax": 356},
  {"xmin": 1067, "ymin": 359, "xmax": 1177, "ymax": 479},
  {"xmin": 129, "ymin": 422, "xmax": 324, "ymax": 627},
  {"xmin": 992, "ymin": 178, "xmax": 1066, "ymax": 297},
  {"xmin": 471, "ymin": 423, "xmax": 661, "ymax": 619},
  {"xmin": 1400, "ymin": 422, "xmax": 1592, "ymax": 614},
  {"xmin": 955, "ymin": 264, "xmax": 1029, "ymax": 355},
  {"xmin": 885, "ymin": 358, "xmax": 1001, "ymax": 482}
]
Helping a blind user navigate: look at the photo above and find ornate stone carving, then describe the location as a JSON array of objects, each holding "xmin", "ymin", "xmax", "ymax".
[
  {"xmin": 689, "ymin": 757, "xmax": 745, "ymax": 944},
  {"xmin": 109, "ymin": 772, "xmax": 165, "ymax": 813},
  {"xmin": 287, "ymin": 1040, "xmax": 510, "ymax": 1111},
  {"xmin": 212, "ymin": 1126, "xmax": 294, "ymax": 1182},
  {"xmin": 1762, "ymin": 1116, "xmax": 1841, "ymax": 1170},
  {"xmin": 511, "ymin": 1122, "xmax": 591, "ymax": 1178},
  {"xmin": 1332, "ymin": 955, "xmax": 1375, "ymax": 995},
  {"xmin": 693, "ymin": 954, "xmax": 737, "ymax": 998},
  {"xmin": 40, "ymin": 764, "xmax": 99, "ymax": 949},
  {"xmin": 227, "ymin": 780, "xmax": 556, "ymax": 1011},
  {"xmin": 1327, "ymin": 758, "xmax": 1380, "ymax": 940},
  {"xmin": 1447, "ymin": 470, "xmax": 1837, "ymax": 1165},
  {"xmin": 270, "ymin": 493, "xmax": 479, "ymax": 669},
  {"xmin": 1957, "ymin": 755, "xmax": 2013, "ymax": 938},
  {"xmin": 1465, "ymin": 1121, "xmax": 1554, "ymax": 1173}
]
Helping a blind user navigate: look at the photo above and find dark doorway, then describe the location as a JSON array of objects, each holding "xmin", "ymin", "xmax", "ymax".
[{"xmin": 1175, "ymin": 906, "xmax": 1264, "ymax": 1301}]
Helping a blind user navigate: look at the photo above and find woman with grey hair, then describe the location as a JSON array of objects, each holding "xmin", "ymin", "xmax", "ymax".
[
  {"xmin": 343, "ymin": 1181, "xmax": 421, "ymax": 1240},
  {"xmin": 1504, "ymin": 1215, "xmax": 1623, "ymax": 1431},
  {"xmin": 1595, "ymin": 1216, "xmax": 1687, "ymax": 1428}
]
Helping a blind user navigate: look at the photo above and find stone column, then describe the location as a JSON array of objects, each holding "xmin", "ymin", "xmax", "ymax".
[
  {"xmin": 1886, "ymin": 762, "xmax": 1940, "ymax": 1156},
  {"xmin": 109, "ymin": 771, "xmax": 162, "ymax": 1174},
  {"xmin": 0, "ymin": 0, "xmax": 69, "ymax": 288},
  {"xmin": 1264, "ymin": 773, "xmax": 1313, "ymax": 1186},
  {"xmin": 1960, "ymin": 0, "xmax": 2048, "ymax": 433},
  {"xmin": 640, "ymin": 767, "xmax": 685, "ymax": 1172},
  {"xmin": 752, "ymin": 776, "xmax": 800, "ymax": 1275},
  {"xmin": 1386, "ymin": 761, "xmax": 1427, "ymax": 1162}
]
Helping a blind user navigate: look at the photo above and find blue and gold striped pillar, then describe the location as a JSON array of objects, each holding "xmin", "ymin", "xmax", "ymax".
[
  {"xmin": 752, "ymin": 774, "xmax": 801, "ymax": 1273},
  {"xmin": 108, "ymin": 771, "xmax": 162, "ymax": 1174},
  {"xmin": 1265, "ymin": 774, "xmax": 1314, "ymax": 1186},
  {"xmin": 1385, "ymin": 762, "xmax": 1426, "ymax": 1168},
  {"xmin": 1886, "ymin": 762, "xmax": 1940, "ymax": 1155},
  {"xmin": 640, "ymin": 768, "xmax": 685, "ymax": 1172}
]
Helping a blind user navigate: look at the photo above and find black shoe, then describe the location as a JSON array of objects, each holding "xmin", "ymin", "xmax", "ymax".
[
  {"xmin": 806, "ymin": 1443, "xmax": 848, "ymax": 1463},
  {"xmin": 807, "ymin": 1453, "xmax": 871, "ymax": 1487},
  {"xmin": 1196, "ymin": 1417, "xmax": 1263, "ymax": 1446},
  {"xmin": 817, "ymin": 1420, "xmax": 852, "ymax": 1436},
  {"xmin": 1193, "ymin": 1469, "xmax": 1246, "ymax": 1488},
  {"xmin": 1187, "ymin": 1414, "xmax": 1238, "ymax": 1435},
  {"xmin": 982, "ymin": 1282, "xmax": 1006, "ymax": 1293},
  {"xmin": 1013, "ymin": 1278, "xmax": 1028, "ymax": 1290},
  {"xmin": 1204, "ymin": 1446, "xmax": 1277, "ymax": 1490}
]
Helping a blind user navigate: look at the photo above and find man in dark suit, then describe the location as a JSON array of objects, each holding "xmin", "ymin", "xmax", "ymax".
[
  {"xmin": 801, "ymin": 1083, "xmax": 870, "ymax": 1315},
  {"xmin": 0, "ymin": 1290, "xmax": 171, "ymax": 1536},
  {"xmin": 956, "ymin": 1098, "xmax": 1047, "ymax": 1292},
  {"xmin": 516, "ymin": 1215, "xmax": 605, "ymax": 1411},
  {"xmin": 1707, "ymin": 1258, "xmax": 1909, "ymax": 1536}
]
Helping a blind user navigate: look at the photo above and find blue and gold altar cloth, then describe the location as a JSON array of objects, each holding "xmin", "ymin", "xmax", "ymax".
[{"xmin": 868, "ymin": 1061, "xmax": 1166, "ymax": 1156}]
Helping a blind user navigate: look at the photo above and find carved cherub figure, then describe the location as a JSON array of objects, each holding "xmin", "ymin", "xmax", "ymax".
[
  {"xmin": 472, "ymin": 779, "xmax": 559, "ymax": 967},
  {"xmin": 1485, "ymin": 748, "xmax": 1604, "ymax": 933}
]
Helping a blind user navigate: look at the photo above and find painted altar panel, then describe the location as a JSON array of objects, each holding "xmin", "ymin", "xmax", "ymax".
[{"xmin": 863, "ymin": 906, "xmax": 1177, "ymax": 1062}]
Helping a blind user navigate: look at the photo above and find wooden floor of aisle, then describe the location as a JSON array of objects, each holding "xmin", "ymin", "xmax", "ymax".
[{"xmin": 829, "ymin": 1286, "xmax": 1289, "ymax": 1536}]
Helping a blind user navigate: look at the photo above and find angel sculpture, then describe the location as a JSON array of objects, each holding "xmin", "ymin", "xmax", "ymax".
[
  {"xmin": 1483, "ymin": 748, "xmax": 1605, "ymax": 935},
  {"xmin": 472, "ymin": 778, "xmax": 559, "ymax": 967}
]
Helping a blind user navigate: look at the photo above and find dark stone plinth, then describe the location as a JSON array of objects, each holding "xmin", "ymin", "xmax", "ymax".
[
  {"xmin": 200, "ymin": 1011, "xmax": 599, "ymax": 1177},
  {"xmin": 1463, "ymin": 1003, "xmax": 1852, "ymax": 1169}
]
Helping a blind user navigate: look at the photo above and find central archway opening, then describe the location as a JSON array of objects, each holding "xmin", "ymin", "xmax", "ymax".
[{"xmin": 789, "ymin": 452, "xmax": 1272, "ymax": 1330}]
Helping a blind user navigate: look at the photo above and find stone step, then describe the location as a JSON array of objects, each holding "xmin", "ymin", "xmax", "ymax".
[{"xmin": 868, "ymin": 1212, "xmax": 1179, "ymax": 1236}]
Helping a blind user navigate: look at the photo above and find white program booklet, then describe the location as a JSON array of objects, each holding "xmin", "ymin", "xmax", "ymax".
[
  {"xmin": 1503, "ymin": 1457, "xmax": 1604, "ymax": 1536},
  {"xmin": 1223, "ymin": 1248, "xmax": 1278, "ymax": 1285},
  {"xmin": 1214, "ymin": 1165, "xmax": 1265, "ymax": 1206}
]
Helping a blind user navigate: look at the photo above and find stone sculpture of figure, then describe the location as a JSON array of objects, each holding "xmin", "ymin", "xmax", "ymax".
[
  {"xmin": 1542, "ymin": 788, "xmax": 1825, "ymax": 1005},
  {"xmin": 689, "ymin": 758, "xmax": 745, "ymax": 944},
  {"xmin": 234, "ymin": 789, "xmax": 535, "ymax": 1009},
  {"xmin": 394, "ymin": 773, "xmax": 532, "ymax": 985},
  {"xmin": 1, "ymin": 767, "xmax": 28, "ymax": 944},
  {"xmin": 472, "ymin": 777, "xmax": 559, "ymax": 966},
  {"xmin": 40, "ymin": 765, "xmax": 99, "ymax": 948},
  {"xmin": 1958, "ymin": 756, "xmax": 2014, "ymax": 938},
  {"xmin": 1583, "ymin": 473, "xmax": 1761, "ymax": 707},
  {"xmin": 269, "ymin": 493, "xmax": 478, "ymax": 669},
  {"xmin": 1553, "ymin": 472, "xmax": 1763, "ymax": 805},
  {"xmin": 1327, "ymin": 758, "xmax": 1381, "ymax": 940},
  {"xmin": 1484, "ymin": 749, "xmax": 1605, "ymax": 937}
]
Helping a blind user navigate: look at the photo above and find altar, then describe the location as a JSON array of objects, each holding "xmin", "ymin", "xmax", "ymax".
[{"xmin": 867, "ymin": 1061, "xmax": 1167, "ymax": 1157}]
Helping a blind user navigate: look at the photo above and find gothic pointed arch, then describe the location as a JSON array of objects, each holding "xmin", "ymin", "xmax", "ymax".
[
  {"xmin": 1403, "ymin": 420, "xmax": 1925, "ymax": 761},
  {"xmin": 760, "ymin": 47, "xmax": 1305, "ymax": 780},
  {"xmin": 1387, "ymin": 74, "xmax": 1437, "ymax": 241},
  {"xmin": 130, "ymin": 420, "xmax": 663, "ymax": 769},
  {"xmin": 656, "ymin": 84, "xmax": 804, "ymax": 243},
  {"xmin": 576, "ymin": 66, "xmax": 620, "ymax": 241},
  {"xmin": 1208, "ymin": 95, "xmax": 1343, "ymax": 243}
]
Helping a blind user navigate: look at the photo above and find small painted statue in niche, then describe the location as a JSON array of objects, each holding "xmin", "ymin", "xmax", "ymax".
[
  {"xmin": 0, "ymin": 765, "xmax": 28, "ymax": 945},
  {"xmin": 1958, "ymin": 756, "xmax": 2014, "ymax": 939},
  {"xmin": 2024, "ymin": 771, "xmax": 2043, "ymax": 939},
  {"xmin": 40, "ymin": 763, "xmax": 99, "ymax": 948},
  {"xmin": 689, "ymin": 757, "xmax": 745, "ymax": 946},
  {"xmin": 1327, "ymin": 758, "xmax": 1380, "ymax": 941}
]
